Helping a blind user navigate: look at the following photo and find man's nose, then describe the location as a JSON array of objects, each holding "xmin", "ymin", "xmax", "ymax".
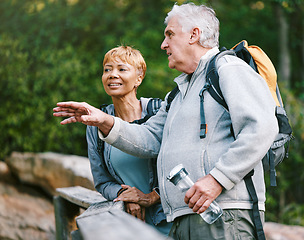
[{"xmin": 161, "ymin": 38, "xmax": 168, "ymax": 50}]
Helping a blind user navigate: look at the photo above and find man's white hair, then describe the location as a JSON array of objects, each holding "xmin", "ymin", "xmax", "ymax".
[{"xmin": 164, "ymin": 3, "xmax": 219, "ymax": 48}]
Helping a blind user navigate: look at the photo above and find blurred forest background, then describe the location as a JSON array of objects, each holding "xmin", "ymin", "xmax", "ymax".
[{"xmin": 1, "ymin": 0, "xmax": 303, "ymax": 226}]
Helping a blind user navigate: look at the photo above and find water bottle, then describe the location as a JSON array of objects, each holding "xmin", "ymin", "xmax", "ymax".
[{"xmin": 167, "ymin": 164, "xmax": 223, "ymax": 224}]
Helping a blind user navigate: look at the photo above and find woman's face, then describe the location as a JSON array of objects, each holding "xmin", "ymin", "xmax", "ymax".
[{"xmin": 102, "ymin": 58, "xmax": 142, "ymax": 98}]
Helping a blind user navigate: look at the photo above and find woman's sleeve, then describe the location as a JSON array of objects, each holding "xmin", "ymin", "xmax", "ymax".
[{"xmin": 86, "ymin": 125, "xmax": 122, "ymax": 200}]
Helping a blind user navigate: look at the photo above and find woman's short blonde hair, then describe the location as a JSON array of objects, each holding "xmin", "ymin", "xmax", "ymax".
[{"xmin": 103, "ymin": 46, "xmax": 147, "ymax": 78}]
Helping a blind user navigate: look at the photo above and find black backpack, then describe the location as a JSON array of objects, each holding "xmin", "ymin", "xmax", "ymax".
[{"xmin": 165, "ymin": 40, "xmax": 293, "ymax": 240}]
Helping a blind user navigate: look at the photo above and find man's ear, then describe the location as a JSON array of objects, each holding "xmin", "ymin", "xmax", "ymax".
[{"xmin": 189, "ymin": 27, "xmax": 200, "ymax": 45}]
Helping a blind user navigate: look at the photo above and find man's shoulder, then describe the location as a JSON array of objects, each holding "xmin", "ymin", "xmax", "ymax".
[{"xmin": 216, "ymin": 53, "xmax": 248, "ymax": 69}]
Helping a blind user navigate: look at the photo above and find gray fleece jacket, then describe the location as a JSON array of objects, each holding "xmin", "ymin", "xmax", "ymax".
[{"xmin": 100, "ymin": 47, "xmax": 278, "ymax": 222}]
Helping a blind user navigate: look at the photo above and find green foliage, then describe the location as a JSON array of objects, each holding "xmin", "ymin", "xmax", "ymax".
[
  {"xmin": 0, "ymin": 34, "xmax": 104, "ymax": 157},
  {"xmin": 0, "ymin": 0, "xmax": 176, "ymax": 159},
  {"xmin": 216, "ymin": 0, "xmax": 279, "ymax": 63}
]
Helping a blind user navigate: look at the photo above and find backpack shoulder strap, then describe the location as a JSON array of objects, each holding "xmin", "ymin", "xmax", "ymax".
[
  {"xmin": 244, "ymin": 171, "xmax": 266, "ymax": 240},
  {"xmin": 233, "ymin": 40, "xmax": 258, "ymax": 72},
  {"xmin": 96, "ymin": 105, "xmax": 109, "ymax": 156},
  {"xmin": 205, "ymin": 50, "xmax": 236, "ymax": 111},
  {"xmin": 100, "ymin": 104, "xmax": 109, "ymax": 113},
  {"xmin": 147, "ymin": 98, "xmax": 162, "ymax": 116},
  {"xmin": 166, "ymin": 86, "xmax": 179, "ymax": 112},
  {"xmin": 132, "ymin": 98, "xmax": 162, "ymax": 125}
]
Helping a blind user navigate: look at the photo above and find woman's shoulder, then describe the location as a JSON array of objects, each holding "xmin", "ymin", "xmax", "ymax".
[
  {"xmin": 140, "ymin": 97, "xmax": 162, "ymax": 116},
  {"xmin": 139, "ymin": 97, "xmax": 151, "ymax": 109},
  {"xmin": 100, "ymin": 103, "xmax": 115, "ymax": 115}
]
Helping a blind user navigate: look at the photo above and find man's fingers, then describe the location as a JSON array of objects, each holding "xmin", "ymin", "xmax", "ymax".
[
  {"xmin": 53, "ymin": 107, "xmax": 76, "ymax": 113},
  {"xmin": 53, "ymin": 111, "xmax": 76, "ymax": 117},
  {"xmin": 54, "ymin": 102, "xmax": 91, "ymax": 114},
  {"xmin": 60, "ymin": 117, "xmax": 77, "ymax": 125},
  {"xmin": 187, "ymin": 194, "xmax": 199, "ymax": 209},
  {"xmin": 192, "ymin": 197, "xmax": 209, "ymax": 213},
  {"xmin": 56, "ymin": 101, "xmax": 82, "ymax": 108},
  {"xmin": 185, "ymin": 184, "xmax": 209, "ymax": 212},
  {"xmin": 196, "ymin": 200, "xmax": 212, "ymax": 214},
  {"xmin": 184, "ymin": 186, "xmax": 195, "ymax": 204},
  {"xmin": 187, "ymin": 191, "xmax": 208, "ymax": 210}
]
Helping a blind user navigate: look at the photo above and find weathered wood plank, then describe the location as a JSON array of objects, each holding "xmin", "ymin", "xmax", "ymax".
[
  {"xmin": 55, "ymin": 186, "xmax": 170, "ymax": 240},
  {"xmin": 77, "ymin": 208, "xmax": 171, "ymax": 240},
  {"xmin": 56, "ymin": 186, "xmax": 107, "ymax": 209},
  {"xmin": 76, "ymin": 201, "xmax": 124, "ymax": 219}
]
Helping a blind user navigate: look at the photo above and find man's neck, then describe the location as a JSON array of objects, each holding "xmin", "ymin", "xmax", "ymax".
[{"xmin": 184, "ymin": 47, "xmax": 212, "ymax": 74}]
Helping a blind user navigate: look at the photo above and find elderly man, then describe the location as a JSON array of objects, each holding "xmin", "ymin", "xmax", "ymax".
[{"xmin": 54, "ymin": 3, "xmax": 278, "ymax": 239}]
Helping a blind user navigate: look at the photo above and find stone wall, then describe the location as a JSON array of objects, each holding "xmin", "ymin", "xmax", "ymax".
[
  {"xmin": 6, "ymin": 152, "xmax": 94, "ymax": 195},
  {"xmin": 1, "ymin": 152, "xmax": 94, "ymax": 240}
]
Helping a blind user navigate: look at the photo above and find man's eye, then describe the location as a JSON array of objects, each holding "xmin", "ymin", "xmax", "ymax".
[
  {"xmin": 167, "ymin": 31, "xmax": 173, "ymax": 39},
  {"xmin": 120, "ymin": 68, "xmax": 127, "ymax": 71},
  {"xmin": 104, "ymin": 69, "xmax": 110, "ymax": 72}
]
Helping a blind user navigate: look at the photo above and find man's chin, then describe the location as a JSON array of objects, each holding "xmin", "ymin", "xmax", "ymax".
[{"xmin": 168, "ymin": 62, "xmax": 175, "ymax": 69}]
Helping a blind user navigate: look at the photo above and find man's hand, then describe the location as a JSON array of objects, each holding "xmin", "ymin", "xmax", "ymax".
[
  {"xmin": 114, "ymin": 185, "xmax": 160, "ymax": 208},
  {"xmin": 53, "ymin": 101, "xmax": 114, "ymax": 136},
  {"xmin": 184, "ymin": 174, "xmax": 223, "ymax": 214}
]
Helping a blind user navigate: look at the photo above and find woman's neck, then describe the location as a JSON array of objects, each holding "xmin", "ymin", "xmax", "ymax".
[{"xmin": 112, "ymin": 95, "xmax": 142, "ymax": 122}]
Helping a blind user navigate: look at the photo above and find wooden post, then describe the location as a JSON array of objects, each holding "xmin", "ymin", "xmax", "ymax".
[
  {"xmin": 53, "ymin": 195, "xmax": 80, "ymax": 240},
  {"xmin": 54, "ymin": 186, "xmax": 108, "ymax": 240}
]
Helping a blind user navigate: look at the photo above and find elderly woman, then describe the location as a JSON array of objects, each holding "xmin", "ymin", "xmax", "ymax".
[{"xmin": 85, "ymin": 46, "xmax": 172, "ymax": 235}]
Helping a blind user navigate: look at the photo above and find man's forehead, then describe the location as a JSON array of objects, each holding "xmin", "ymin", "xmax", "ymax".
[{"xmin": 164, "ymin": 17, "xmax": 181, "ymax": 34}]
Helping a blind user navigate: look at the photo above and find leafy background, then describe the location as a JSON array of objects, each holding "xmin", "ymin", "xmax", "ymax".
[{"xmin": 1, "ymin": 0, "xmax": 303, "ymax": 225}]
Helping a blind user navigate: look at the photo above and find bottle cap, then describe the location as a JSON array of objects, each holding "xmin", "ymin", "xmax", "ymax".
[{"xmin": 167, "ymin": 164, "xmax": 189, "ymax": 185}]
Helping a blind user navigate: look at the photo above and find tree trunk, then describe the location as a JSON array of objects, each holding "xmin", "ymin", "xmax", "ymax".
[
  {"xmin": 275, "ymin": 3, "xmax": 291, "ymax": 88},
  {"xmin": 289, "ymin": 0, "xmax": 304, "ymax": 91}
]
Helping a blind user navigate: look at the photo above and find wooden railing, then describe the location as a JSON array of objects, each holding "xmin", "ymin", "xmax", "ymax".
[{"xmin": 54, "ymin": 186, "xmax": 171, "ymax": 240}]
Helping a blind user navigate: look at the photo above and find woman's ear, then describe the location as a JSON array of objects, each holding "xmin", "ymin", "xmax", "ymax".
[
  {"xmin": 189, "ymin": 27, "xmax": 200, "ymax": 45},
  {"xmin": 135, "ymin": 74, "xmax": 143, "ymax": 88}
]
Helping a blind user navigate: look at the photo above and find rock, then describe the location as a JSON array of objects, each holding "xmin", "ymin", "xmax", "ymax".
[
  {"xmin": 264, "ymin": 222, "xmax": 304, "ymax": 240},
  {"xmin": 1, "ymin": 151, "xmax": 96, "ymax": 240},
  {"xmin": 0, "ymin": 181, "xmax": 55, "ymax": 240},
  {"xmin": 0, "ymin": 160, "xmax": 12, "ymax": 181},
  {"xmin": 5, "ymin": 152, "xmax": 94, "ymax": 196}
]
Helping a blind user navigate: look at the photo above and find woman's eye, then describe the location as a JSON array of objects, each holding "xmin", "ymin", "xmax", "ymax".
[
  {"xmin": 104, "ymin": 69, "xmax": 110, "ymax": 72},
  {"xmin": 120, "ymin": 68, "xmax": 127, "ymax": 72}
]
